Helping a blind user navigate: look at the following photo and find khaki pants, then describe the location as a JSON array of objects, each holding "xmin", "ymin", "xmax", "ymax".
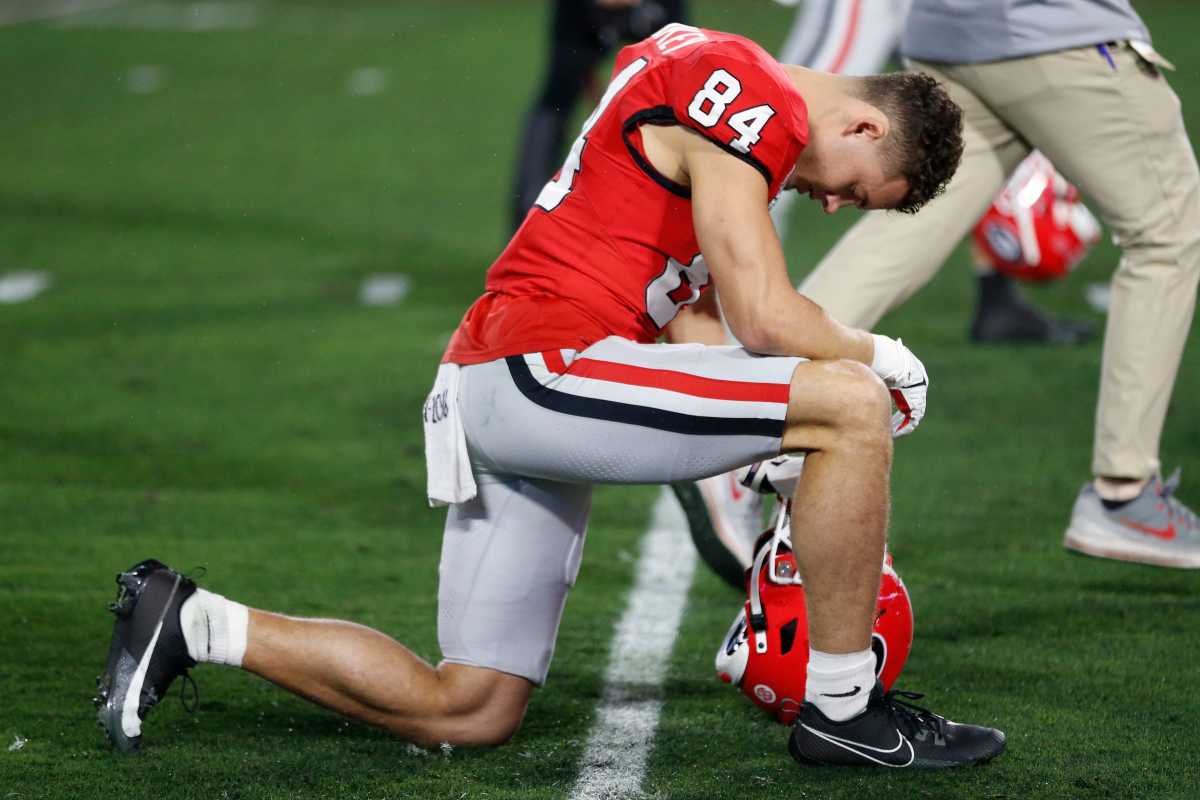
[{"xmin": 799, "ymin": 42, "xmax": 1200, "ymax": 480}]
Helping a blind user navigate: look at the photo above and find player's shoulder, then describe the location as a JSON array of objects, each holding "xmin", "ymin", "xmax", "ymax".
[
  {"xmin": 679, "ymin": 28, "xmax": 781, "ymax": 72},
  {"xmin": 628, "ymin": 26, "xmax": 807, "ymax": 188},
  {"xmin": 624, "ymin": 25, "xmax": 788, "ymax": 82},
  {"xmin": 641, "ymin": 26, "xmax": 805, "ymax": 129}
]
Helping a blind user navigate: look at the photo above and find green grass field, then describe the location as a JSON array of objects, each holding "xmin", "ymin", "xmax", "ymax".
[{"xmin": 2, "ymin": 1, "xmax": 1200, "ymax": 798}]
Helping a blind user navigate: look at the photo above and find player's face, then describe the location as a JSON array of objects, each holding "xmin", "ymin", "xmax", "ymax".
[
  {"xmin": 789, "ymin": 148, "xmax": 909, "ymax": 215},
  {"xmin": 787, "ymin": 113, "xmax": 910, "ymax": 214}
]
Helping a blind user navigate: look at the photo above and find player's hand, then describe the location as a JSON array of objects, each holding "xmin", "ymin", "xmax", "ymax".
[{"xmin": 869, "ymin": 334, "xmax": 929, "ymax": 438}]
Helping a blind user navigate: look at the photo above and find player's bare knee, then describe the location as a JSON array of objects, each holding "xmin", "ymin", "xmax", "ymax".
[
  {"xmin": 402, "ymin": 695, "xmax": 527, "ymax": 748},
  {"xmin": 467, "ymin": 701, "xmax": 526, "ymax": 747},
  {"xmin": 783, "ymin": 360, "xmax": 891, "ymax": 455},
  {"xmin": 406, "ymin": 663, "xmax": 531, "ymax": 747},
  {"xmin": 810, "ymin": 360, "xmax": 890, "ymax": 430}
]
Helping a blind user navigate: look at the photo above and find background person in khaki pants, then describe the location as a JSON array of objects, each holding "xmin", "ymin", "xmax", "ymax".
[{"xmin": 799, "ymin": 0, "xmax": 1200, "ymax": 568}]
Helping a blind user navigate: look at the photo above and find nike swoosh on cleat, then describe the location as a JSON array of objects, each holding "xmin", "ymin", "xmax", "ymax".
[
  {"xmin": 800, "ymin": 723, "xmax": 915, "ymax": 767},
  {"xmin": 1118, "ymin": 519, "xmax": 1176, "ymax": 540},
  {"xmin": 820, "ymin": 686, "xmax": 861, "ymax": 698}
]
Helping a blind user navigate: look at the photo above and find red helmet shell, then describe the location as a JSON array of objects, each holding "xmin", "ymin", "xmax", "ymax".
[
  {"xmin": 972, "ymin": 152, "xmax": 1101, "ymax": 282},
  {"xmin": 715, "ymin": 546, "xmax": 913, "ymax": 725}
]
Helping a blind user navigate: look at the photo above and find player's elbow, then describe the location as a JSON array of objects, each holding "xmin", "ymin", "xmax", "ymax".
[
  {"xmin": 726, "ymin": 315, "xmax": 777, "ymax": 355},
  {"xmin": 723, "ymin": 288, "xmax": 790, "ymax": 355}
]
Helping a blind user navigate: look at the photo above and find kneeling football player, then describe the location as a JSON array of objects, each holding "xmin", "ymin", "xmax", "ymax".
[{"xmin": 96, "ymin": 23, "xmax": 1004, "ymax": 769}]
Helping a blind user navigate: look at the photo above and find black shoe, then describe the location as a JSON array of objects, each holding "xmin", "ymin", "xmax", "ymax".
[
  {"xmin": 94, "ymin": 559, "xmax": 198, "ymax": 752},
  {"xmin": 789, "ymin": 683, "xmax": 1006, "ymax": 768},
  {"xmin": 970, "ymin": 302, "xmax": 1096, "ymax": 344},
  {"xmin": 969, "ymin": 273, "xmax": 1095, "ymax": 345}
]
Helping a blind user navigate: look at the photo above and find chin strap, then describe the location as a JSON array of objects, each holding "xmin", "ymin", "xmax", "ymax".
[{"xmin": 748, "ymin": 500, "xmax": 803, "ymax": 654}]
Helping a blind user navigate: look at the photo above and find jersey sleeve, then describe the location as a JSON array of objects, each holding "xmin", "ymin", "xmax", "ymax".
[{"xmin": 668, "ymin": 42, "xmax": 807, "ymax": 193}]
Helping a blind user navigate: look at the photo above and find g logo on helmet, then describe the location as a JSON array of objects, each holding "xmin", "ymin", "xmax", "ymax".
[
  {"xmin": 972, "ymin": 151, "xmax": 1101, "ymax": 282},
  {"xmin": 753, "ymin": 684, "xmax": 777, "ymax": 704},
  {"xmin": 982, "ymin": 220, "xmax": 1022, "ymax": 265}
]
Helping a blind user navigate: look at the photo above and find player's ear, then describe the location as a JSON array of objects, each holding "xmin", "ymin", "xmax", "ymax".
[{"xmin": 843, "ymin": 109, "xmax": 888, "ymax": 142}]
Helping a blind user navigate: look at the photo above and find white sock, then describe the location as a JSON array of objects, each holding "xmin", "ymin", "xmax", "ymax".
[
  {"xmin": 179, "ymin": 588, "xmax": 249, "ymax": 667},
  {"xmin": 805, "ymin": 648, "xmax": 875, "ymax": 722}
]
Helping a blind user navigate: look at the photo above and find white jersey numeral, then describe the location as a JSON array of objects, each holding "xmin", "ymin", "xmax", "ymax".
[
  {"xmin": 535, "ymin": 57, "xmax": 649, "ymax": 214},
  {"xmin": 687, "ymin": 68, "xmax": 741, "ymax": 128},
  {"xmin": 646, "ymin": 254, "xmax": 709, "ymax": 329},
  {"xmin": 686, "ymin": 68, "xmax": 775, "ymax": 153},
  {"xmin": 727, "ymin": 104, "xmax": 775, "ymax": 153}
]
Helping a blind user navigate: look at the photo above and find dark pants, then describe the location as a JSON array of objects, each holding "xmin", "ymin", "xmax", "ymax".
[{"xmin": 509, "ymin": 0, "xmax": 688, "ymax": 232}]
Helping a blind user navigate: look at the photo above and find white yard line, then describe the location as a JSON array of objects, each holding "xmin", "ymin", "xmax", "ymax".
[
  {"xmin": 50, "ymin": 1, "xmax": 261, "ymax": 31},
  {"xmin": 569, "ymin": 488, "xmax": 697, "ymax": 800},
  {"xmin": 0, "ymin": 0, "xmax": 125, "ymax": 26},
  {"xmin": 0, "ymin": 271, "xmax": 52, "ymax": 304}
]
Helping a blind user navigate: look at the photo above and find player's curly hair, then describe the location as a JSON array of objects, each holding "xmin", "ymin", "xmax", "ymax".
[{"xmin": 855, "ymin": 72, "xmax": 964, "ymax": 214}]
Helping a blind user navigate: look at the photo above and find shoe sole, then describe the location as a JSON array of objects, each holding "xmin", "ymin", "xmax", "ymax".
[
  {"xmin": 696, "ymin": 477, "xmax": 758, "ymax": 567},
  {"xmin": 790, "ymin": 729, "xmax": 1004, "ymax": 769},
  {"xmin": 669, "ymin": 481, "xmax": 750, "ymax": 591},
  {"xmin": 1063, "ymin": 516, "xmax": 1200, "ymax": 569}
]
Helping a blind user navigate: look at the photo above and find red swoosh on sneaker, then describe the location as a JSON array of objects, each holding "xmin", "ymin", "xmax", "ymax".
[
  {"xmin": 1118, "ymin": 519, "xmax": 1177, "ymax": 540},
  {"xmin": 728, "ymin": 472, "xmax": 745, "ymax": 502}
]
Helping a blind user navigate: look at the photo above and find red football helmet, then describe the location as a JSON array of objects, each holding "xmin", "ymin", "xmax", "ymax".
[
  {"xmin": 714, "ymin": 515, "xmax": 914, "ymax": 725},
  {"xmin": 972, "ymin": 151, "xmax": 1101, "ymax": 282}
]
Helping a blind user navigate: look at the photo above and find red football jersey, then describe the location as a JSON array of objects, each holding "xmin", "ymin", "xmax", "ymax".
[{"xmin": 444, "ymin": 25, "xmax": 808, "ymax": 365}]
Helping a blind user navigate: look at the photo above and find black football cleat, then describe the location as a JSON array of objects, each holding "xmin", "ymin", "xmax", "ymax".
[
  {"xmin": 94, "ymin": 559, "xmax": 197, "ymax": 752},
  {"xmin": 789, "ymin": 683, "xmax": 1006, "ymax": 769}
]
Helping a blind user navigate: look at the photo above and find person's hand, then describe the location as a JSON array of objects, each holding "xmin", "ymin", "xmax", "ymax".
[{"xmin": 870, "ymin": 334, "xmax": 929, "ymax": 437}]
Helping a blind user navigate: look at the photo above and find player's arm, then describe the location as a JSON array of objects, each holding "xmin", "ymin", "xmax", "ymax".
[
  {"xmin": 684, "ymin": 133, "xmax": 873, "ymax": 363},
  {"xmin": 687, "ymin": 137, "xmax": 929, "ymax": 435}
]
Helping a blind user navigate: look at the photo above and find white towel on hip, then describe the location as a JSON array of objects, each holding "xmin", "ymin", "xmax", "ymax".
[{"xmin": 422, "ymin": 362, "xmax": 477, "ymax": 507}]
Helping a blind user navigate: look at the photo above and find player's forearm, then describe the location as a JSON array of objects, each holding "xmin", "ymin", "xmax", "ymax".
[
  {"xmin": 700, "ymin": 223, "xmax": 873, "ymax": 361},
  {"xmin": 774, "ymin": 292, "xmax": 874, "ymax": 363},
  {"xmin": 728, "ymin": 283, "xmax": 874, "ymax": 362}
]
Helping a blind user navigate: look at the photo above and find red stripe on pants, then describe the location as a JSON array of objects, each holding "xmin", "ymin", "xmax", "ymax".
[{"xmin": 538, "ymin": 351, "xmax": 791, "ymax": 403}]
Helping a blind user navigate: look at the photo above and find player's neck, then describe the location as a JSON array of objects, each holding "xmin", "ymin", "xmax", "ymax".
[{"xmin": 781, "ymin": 66, "xmax": 858, "ymax": 129}]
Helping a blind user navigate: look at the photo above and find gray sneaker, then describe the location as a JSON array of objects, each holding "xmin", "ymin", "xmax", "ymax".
[{"xmin": 1063, "ymin": 470, "xmax": 1200, "ymax": 568}]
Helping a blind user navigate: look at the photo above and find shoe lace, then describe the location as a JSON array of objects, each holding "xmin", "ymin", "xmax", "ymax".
[
  {"xmin": 178, "ymin": 672, "xmax": 200, "ymax": 714},
  {"xmin": 884, "ymin": 690, "xmax": 946, "ymax": 741},
  {"xmin": 177, "ymin": 566, "xmax": 206, "ymax": 715},
  {"xmin": 1160, "ymin": 469, "xmax": 1199, "ymax": 529}
]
